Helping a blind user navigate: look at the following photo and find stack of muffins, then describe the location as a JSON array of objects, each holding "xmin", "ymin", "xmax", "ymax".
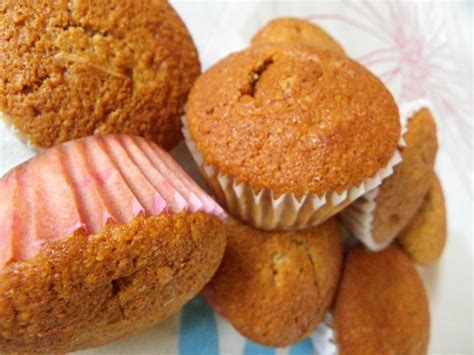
[
  {"xmin": 0, "ymin": 1, "xmax": 446, "ymax": 353},
  {"xmin": 185, "ymin": 17, "xmax": 446, "ymax": 353}
]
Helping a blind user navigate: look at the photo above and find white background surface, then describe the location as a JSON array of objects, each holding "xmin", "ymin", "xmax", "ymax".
[{"xmin": 0, "ymin": 1, "xmax": 472, "ymax": 354}]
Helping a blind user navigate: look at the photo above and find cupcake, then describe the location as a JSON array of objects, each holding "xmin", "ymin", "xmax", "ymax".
[
  {"xmin": 184, "ymin": 43, "xmax": 401, "ymax": 230},
  {"xmin": 0, "ymin": 0, "xmax": 200, "ymax": 149},
  {"xmin": 399, "ymin": 175, "xmax": 447, "ymax": 264},
  {"xmin": 340, "ymin": 104, "xmax": 438, "ymax": 250},
  {"xmin": 251, "ymin": 17, "xmax": 345, "ymax": 55},
  {"xmin": 203, "ymin": 218, "xmax": 343, "ymax": 347},
  {"xmin": 333, "ymin": 245, "xmax": 430, "ymax": 355},
  {"xmin": 0, "ymin": 135, "xmax": 226, "ymax": 353}
]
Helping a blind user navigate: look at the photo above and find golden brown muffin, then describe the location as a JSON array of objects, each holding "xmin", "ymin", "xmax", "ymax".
[
  {"xmin": 0, "ymin": 134, "xmax": 227, "ymax": 353},
  {"xmin": 185, "ymin": 43, "xmax": 400, "ymax": 229},
  {"xmin": 370, "ymin": 108, "xmax": 438, "ymax": 244},
  {"xmin": 251, "ymin": 17, "xmax": 345, "ymax": 55},
  {"xmin": 0, "ymin": 213, "xmax": 226, "ymax": 353},
  {"xmin": 187, "ymin": 44, "xmax": 399, "ymax": 197},
  {"xmin": 399, "ymin": 175, "xmax": 447, "ymax": 264},
  {"xmin": 203, "ymin": 218, "xmax": 343, "ymax": 347},
  {"xmin": 333, "ymin": 245, "xmax": 430, "ymax": 355},
  {"xmin": 0, "ymin": 0, "xmax": 200, "ymax": 149}
]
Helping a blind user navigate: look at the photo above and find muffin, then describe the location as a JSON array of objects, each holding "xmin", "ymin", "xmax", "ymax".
[
  {"xmin": 340, "ymin": 104, "xmax": 438, "ymax": 250},
  {"xmin": 0, "ymin": 0, "xmax": 200, "ymax": 149},
  {"xmin": 399, "ymin": 175, "xmax": 447, "ymax": 264},
  {"xmin": 184, "ymin": 43, "xmax": 401, "ymax": 230},
  {"xmin": 203, "ymin": 218, "xmax": 343, "ymax": 347},
  {"xmin": 333, "ymin": 245, "xmax": 430, "ymax": 355},
  {"xmin": 0, "ymin": 135, "xmax": 226, "ymax": 353},
  {"xmin": 251, "ymin": 17, "xmax": 345, "ymax": 55}
]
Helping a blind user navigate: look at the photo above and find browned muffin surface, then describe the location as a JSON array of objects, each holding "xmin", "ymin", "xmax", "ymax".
[
  {"xmin": 333, "ymin": 245, "xmax": 430, "ymax": 355},
  {"xmin": 187, "ymin": 44, "xmax": 399, "ymax": 196},
  {"xmin": 204, "ymin": 218, "xmax": 343, "ymax": 347},
  {"xmin": 0, "ymin": 0, "xmax": 200, "ymax": 149},
  {"xmin": 0, "ymin": 212, "xmax": 226, "ymax": 353},
  {"xmin": 372, "ymin": 108, "xmax": 438, "ymax": 243},
  {"xmin": 251, "ymin": 17, "xmax": 345, "ymax": 54},
  {"xmin": 399, "ymin": 175, "xmax": 447, "ymax": 264}
]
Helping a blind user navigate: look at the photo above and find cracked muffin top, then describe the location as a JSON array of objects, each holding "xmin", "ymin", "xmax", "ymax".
[
  {"xmin": 186, "ymin": 44, "xmax": 400, "ymax": 197},
  {"xmin": 203, "ymin": 218, "xmax": 343, "ymax": 347},
  {"xmin": 0, "ymin": 0, "xmax": 200, "ymax": 149}
]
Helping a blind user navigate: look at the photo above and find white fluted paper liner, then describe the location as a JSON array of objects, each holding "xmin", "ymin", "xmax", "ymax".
[
  {"xmin": 340, "ymin": 99, "xmax": 433, "ymax": 251},
  {"xmin": 312, "ymin": 313, "xmax": 338, "ymax": 354},
  {"xmin": 182, "ymin": 116, "xmax": 402, "ymax": 231},
  {"xmin": 0, "ymin": 111, "xmax": 41, "ymax": 152},
  {"xmin": 0, "ymin": 113, "xmax": 37, "ymax": 177}
]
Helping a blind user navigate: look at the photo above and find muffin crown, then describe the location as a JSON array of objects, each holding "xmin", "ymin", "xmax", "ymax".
[
  {"xmin": 0, "ymin": 0, "xmax": 200, "ymax": 149},
  {"xmin": 187, "ymin": 44, "xmax": 400, "ymax": 196},
  {"xmin": 251, "ymin": 17, "xmax": 345, "ymax": 54}
]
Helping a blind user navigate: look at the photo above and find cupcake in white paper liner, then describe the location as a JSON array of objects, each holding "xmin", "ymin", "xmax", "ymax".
[
  {"xmin": 183, "ymin": 43, "xmax": 402, "ymax": 231},
  {"xmin": 182, "ymin": 116, "xmax": 401, "ymax": 231},
  {"xmin": 340, "ymin": 99, "xmax": 438, "ymax": 251}
]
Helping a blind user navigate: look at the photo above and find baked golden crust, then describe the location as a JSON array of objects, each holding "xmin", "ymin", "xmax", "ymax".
[
  {"xmin": 251, "ymin": 17, "xmax": 345, "ymax": 54},
  {"xmin": 203, "ymin": 218, "xmax": 343, "ymax": 347},
  {"xmin": 372, "ymin": 108, "xmax": 438, "ymax": 243},
  {"xmin": 399, "ymin": 175, "xmax": 447, "ymax": 264},
  {"xmin": 333, "ymin": 245, "xmax": 430, "ymax": 355},
  {"xmin": 0, "ymin": 212, "xmax": 226, "ymax": 353},
  {"xmin": 0, "ymin": 0, "xmax": 200, "ymax": 149},
  {"xmin": 187, "ymin": 44, "xmax": 400, "ymax": 196}
]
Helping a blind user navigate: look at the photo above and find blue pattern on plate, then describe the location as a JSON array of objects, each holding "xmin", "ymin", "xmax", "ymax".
[
  {"xmin": 178, "ymin": 295, "xmax": 219, "ymax": 355},
  {"xmin": 243, "ymin": 340, "xmax": 276, "ymax": 355},
  {"xmin": 178, "ymin": 295, "xmax": 315, "ymax": 355},
  {"xmin": 289, "ymin": 338, "xmax": 314, "ymax": 355}
]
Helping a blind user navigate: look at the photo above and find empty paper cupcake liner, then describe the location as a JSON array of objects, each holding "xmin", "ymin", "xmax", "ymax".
[
  {"xmin": 340, "ymin": 99, "xmax": 433, "ymax": 251},
  {"xmin": 182, "ymin": 116, "xmax": 402, "ymax": 231}
]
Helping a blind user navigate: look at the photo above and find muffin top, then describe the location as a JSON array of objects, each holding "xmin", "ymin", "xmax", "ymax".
[
  {"xmin": 0, "ymin": 0, "xmax": 200, "ymax": 149},
  {"xmin": 187, "ymin": 44, "xmax": 400, "ymax": 196},
  {"xmin": 251, "ymin": 17, "xmax": 345, "ymax": 54},
  {"xmin": 333, "ymin": 245, "xmax": 430, "ymax": 354},
  {"xmin": 204, "ymin": 218, "xmax": 342, "ymax": 346}
]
